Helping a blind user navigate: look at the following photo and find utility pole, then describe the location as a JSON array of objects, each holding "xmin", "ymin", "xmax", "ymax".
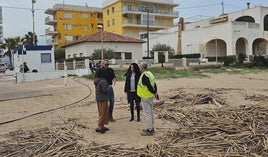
[
  {"xmin": 147, "ymin": 8, "xmax": 149, "ymax": 57},
  {"xmin": 32, "ymin": 0, "xmax": 36, "ymax": 45},
  {"xmin": 97, "ymin": 25, "xmax": 104, "ymax": 60}
]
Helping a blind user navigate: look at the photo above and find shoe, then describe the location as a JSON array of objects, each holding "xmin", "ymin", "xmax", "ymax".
[
  {"xmin": 95, "ymin": 128, "xmax": 105, "ymax": 133},
  {"xmin": 102, "ymin": 127, "xmax": 109, "ymax": 131},
  {"xmin": 129, "ymin": 118, "xmax": 134, "ymax": 122},
  {"xmin": 137, "ymin": 118, "xmax": 140, "ymax": 122},
  {"xmin": 141, "ymin": 129, "xmax": 154, "ymax": 136},
  {"xmin": 142, "ymin": 128, "xmax": 155, "ymax": 133},
  {"xmin": 109, "ymin": 118, "xmax": 116, "ymax": 122}
]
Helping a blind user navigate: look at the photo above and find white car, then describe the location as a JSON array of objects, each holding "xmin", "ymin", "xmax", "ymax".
[{"xmin": 0, "ymin": 63, "xmax": 7, "ymax": 73}]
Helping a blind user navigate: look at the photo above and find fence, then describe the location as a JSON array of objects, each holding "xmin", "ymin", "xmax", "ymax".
[{"xmin": 55, "ymin": 58, "xmax": 205, "ymax": 71}]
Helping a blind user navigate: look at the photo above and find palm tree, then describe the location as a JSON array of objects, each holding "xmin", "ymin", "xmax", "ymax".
[
  {"xmin": 23, "ymin": 32, "xmax": 38, "ymax": 45},
  {"xmin": 3, "ymin": 37, "xmax": 23, "ymax": 68}
]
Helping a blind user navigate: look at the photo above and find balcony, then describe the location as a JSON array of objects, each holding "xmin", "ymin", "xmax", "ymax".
[
  {"xmin": 122, "ymin": 6, "xmax": 178, "ymax": 18},
  {"xmin": 122, "ymin": 20, "xmax": 170, "ymax": 29},
  {"xmin": 45, "ymin": 28, "xmax": 58, "ymax": 36},
  {"xmin": 45, "ymin": 16, "xmax": 57, "ymax": 26},
  {"xmin": 46, "ymin": 38, "xmax": 58, "ymax": 45},
  {"xmin": 45, "ymin": 8, "xmax": 57, "ymax": 15}
]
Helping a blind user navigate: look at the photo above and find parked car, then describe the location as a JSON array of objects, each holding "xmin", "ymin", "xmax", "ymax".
[{"xmin": 0, "ymin": 63, "xmax": 7, "ymax": 73}]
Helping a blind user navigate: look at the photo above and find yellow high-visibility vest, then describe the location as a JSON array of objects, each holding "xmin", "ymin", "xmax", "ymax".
[{"xmin": 137, "ymin": 71, "xmax": 155, "ymax": 99}]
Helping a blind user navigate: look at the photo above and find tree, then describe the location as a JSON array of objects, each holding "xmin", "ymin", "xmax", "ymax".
[
  {"xmin": 3, "ymin": 37, "xmax": 23, "ymax": 67},
  {"xmin": 90, "ymin": 48, "xmax": 120, "ymax": 60},
  {"xmin": 151, "ymin": 44, "xmax": 175, "ymax": 57},
  {"xmin": 23, "ymin": 32, "xmax": 38, "ymax": 45},
  {"xmin": 151, "ymin": 44, "xmax": 175, "ymax": 67}
]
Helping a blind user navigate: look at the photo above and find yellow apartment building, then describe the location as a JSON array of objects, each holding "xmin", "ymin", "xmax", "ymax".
[
  {"xmin": 102, "ymin": 0, "xmax": 179, "ymax": 39},
  {"xmin": 45, "ymin": 4, "xmax": 103, "ymax": 49}
]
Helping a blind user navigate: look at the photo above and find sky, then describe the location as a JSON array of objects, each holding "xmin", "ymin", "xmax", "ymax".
[{"xmin": 1, "ymin": 0, "xmax": 268, "ymax": 45}]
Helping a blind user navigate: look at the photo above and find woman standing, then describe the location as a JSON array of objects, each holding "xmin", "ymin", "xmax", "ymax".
[
  {"xmin": 124, "ymin": 63, "xmax": 141, "ymax": 122},
  {"xmin": 94, "ymin": 68, "xmax": 111, "ymax": 133}
]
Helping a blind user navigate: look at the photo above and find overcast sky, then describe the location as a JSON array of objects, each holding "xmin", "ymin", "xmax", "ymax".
[{"xmin": 1, "ymin": 0, "xmax": 268, "ymax": 44}]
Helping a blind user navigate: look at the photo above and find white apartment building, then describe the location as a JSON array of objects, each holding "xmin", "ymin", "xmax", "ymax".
[
  {"xmin": 146, "ymin": 6, "xmax": 268, "ymax": 60},
  {"xmin": 182, "ymin": 6, "xmax": 268, "ymax": 59}
]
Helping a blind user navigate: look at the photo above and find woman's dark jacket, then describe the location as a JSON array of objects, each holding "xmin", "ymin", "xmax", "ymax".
[{"xmin": 124, "ymin": 72, "xmax": 141, "ymax": 103}]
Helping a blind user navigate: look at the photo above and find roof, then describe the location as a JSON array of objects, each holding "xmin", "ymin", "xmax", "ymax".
[{"xmin": 63, "ymin": 31, "xmax": 145, "ymax": 48}]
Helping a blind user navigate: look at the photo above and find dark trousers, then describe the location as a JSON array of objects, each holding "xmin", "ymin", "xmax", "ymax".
[
  {"xmin": 108, "ymin": 87, "xmax": 115, "ymax": 119},
  {"xmin": 129, "ymin": 92, "xmax": 140, "ymax": 120}
]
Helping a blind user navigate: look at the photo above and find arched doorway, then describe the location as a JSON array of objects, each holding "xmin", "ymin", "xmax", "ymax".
[
  {"xmin": 264, "ymin": 14, "xmax": 268, "ymax": 31},
  {"xmin": 252, "ymin": 38, "xmax": 268, "ymax": 55},
  {"xmin": 205, "ymin": 39, "xmax": 227, "ymax": 62},
  {"xmin": 236, "ymin": 38, "xmax": 248, "ymax": 55}
]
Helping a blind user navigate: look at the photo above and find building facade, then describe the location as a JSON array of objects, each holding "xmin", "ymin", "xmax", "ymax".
[
  {"xmin": 63, "ymin": 31, "xmax": 145, "ymax": 60},
  {"xmin": 102, "ymin": 0, "xmax": 178, "ymax": 39},
  {"xmin": 45, "ymin": 4, "xmax": 103, "ymax": 49},
  {"xmin": 180, "ymin": 6, "xmax": 268, "ymax": 60}
]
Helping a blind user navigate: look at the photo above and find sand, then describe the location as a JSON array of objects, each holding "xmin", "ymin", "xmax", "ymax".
[{"xmin": 0, "ymin": 71, "xmax": 267, "ymax": 149}]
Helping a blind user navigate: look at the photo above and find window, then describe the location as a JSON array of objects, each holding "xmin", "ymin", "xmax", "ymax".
[
  {"xmin": 142, "ymin": 14, "xmax": 155, "ymax": 25},
  {"xmin": 125, "ymin": 52, "xmax": 132, "ymax": 59},
  {"xmin": 79, "ymin": 53, "xmax": 83, "ymax": 57},
  {"xmin": 112, "ymin": 7, "xmax": 115, "ymax": 13},
  {"xmin": 91, "ymin": 24, "xmax": 94, "ymax": 28},
  {"xmin": 64, "ymin": 13, "xmax": 72, "ymax": 19},
  {"xmin": 41, "ymin": 53, "xmax": 51, "ymax": 63},
  {"xmin": 82, "ymin": 13, "xmax": 88, "ymax": 19},
  {"xmin": 65, "ymin": 36, "xmax": 73, "ymax": 41},
  {"xmin": 107, "ymin": 9, "xmax": 110, "ymax": 15},
  {"xmin": 112, "ymin": 19, "xmax": 115, "ymax": 25},
  {"xmin": 68, "ymin": 55, "xmax": 71, "ymax": 59},
  {"xmin": 84, "ymin": 25, "xmax": 90, "ymax": 31},
  {"xmin": 127, "ymin": 5, "xmax": 132, "ymax": 11},
  {"xmin": 73, "ymin": 54, "xmax": 77, "ymax": 58},
  {"xmin": 64, "ymin": 24, "xmax": 72, "ymax": 30},
  {"xmin": 107, "ymin": 20, "xmax": 110, "ymax": 27},
  {"xmin": 127, "ymin": 17, "xmax": 132, "ymax": 23}
]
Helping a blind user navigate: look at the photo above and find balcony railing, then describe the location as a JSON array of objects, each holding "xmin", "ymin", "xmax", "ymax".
[
  {"xmin": 45, "ymin": 16, "xmax": 57, "ymax": 25},
  {"xmin": 122, "ymin": 20, "xmax": 170, "ymax": 28},
  {"xmin": 45, "ymin": 28, "xmax": 58, "ymax": 35},
  {"xmin": 46, "ymin": 39, "xmax": 58, "ymax": 45},
  {"xmin": 122, "ymin": 6, "xmax": 178, "ymax": 17}
]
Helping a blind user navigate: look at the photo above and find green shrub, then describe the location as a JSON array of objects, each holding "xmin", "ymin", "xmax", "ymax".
[
  {"xmin": 251, "ymin": 55, "xmax": 268, "ymax": 67},
  {"xmin": 237, "ymin": 52, "xmax": 246, "ymax": 64},
  {"xmin": 220, "ymin": 56, "xmax": 236, "ymax": 66}
]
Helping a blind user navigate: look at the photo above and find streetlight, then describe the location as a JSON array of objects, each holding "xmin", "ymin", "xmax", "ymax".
[
  {"xmin": 215, "ymin": 39, "xmax": 218, "ymax": 63},
  {"xmin": 97, "ymin": 25, "xmax": 104, "ymax": 60},
  {"xmin": 32, "ymin": 0, "xmax": 36, "ymax": 45}
]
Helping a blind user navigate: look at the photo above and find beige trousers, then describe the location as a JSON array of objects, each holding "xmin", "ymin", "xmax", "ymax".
[{"xmin": 97, "ymin": 101, "xmax": 109, "ymax": 128}]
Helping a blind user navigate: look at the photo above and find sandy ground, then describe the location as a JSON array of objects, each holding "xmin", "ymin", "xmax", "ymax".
[{"xmin": 0, "ymin": 71, "xmax": 268, "ymax": 149}]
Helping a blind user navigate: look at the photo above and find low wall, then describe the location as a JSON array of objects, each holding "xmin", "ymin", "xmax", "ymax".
[{"xmin": 16, "ymin": 71, "xmax": 65, "ymax": 83}]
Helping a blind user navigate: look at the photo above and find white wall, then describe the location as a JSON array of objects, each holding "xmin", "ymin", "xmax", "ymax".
[
  {"xmin": 143, "ymin": 27, "xmax": 178, "ymax": 57},
  {"xmin": 65, "ymin": 42, "xmax": 144, "ymax": 60},
  {"xmin": 14, "ymin": 48, "xmax": 55, "ymax": 73}
]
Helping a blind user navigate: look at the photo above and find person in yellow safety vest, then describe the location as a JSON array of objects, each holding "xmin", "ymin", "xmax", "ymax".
[{"xmin": 137, "ymin": 62, "xmax": 159, "ymax": 136}]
